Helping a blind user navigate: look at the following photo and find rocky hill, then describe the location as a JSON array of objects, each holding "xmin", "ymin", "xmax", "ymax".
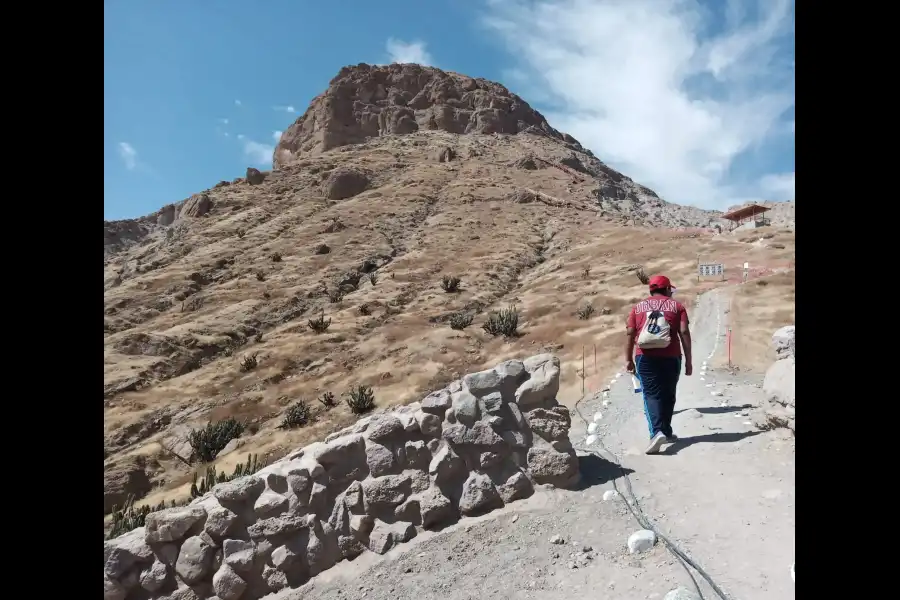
[{"xmin": 103, "ymin": 64, "xmax": 794, "ymax": 527}]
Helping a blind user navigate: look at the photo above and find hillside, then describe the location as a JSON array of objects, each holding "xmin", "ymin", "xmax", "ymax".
[{"xmin": 103, "ymin": 64, "xmax": 794, "ymax": 520}]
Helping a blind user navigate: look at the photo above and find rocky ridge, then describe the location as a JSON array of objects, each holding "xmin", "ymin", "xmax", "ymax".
[{"xmin": 103, "ymin": 355, "xmax": 581, "ymax": 600}]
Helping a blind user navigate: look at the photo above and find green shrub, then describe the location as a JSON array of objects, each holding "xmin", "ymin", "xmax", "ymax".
[
  {"xmin": 483, "ymin": 305, "xmax": 520, "ymax": 337},
  {"xmin": 346, "ymin": 385, "xmax": 375, "ymax": 415},
  {"xmin": 449, "ymin": 312, "xmax": 474, "ymax": 330},
  {"xmin": 271, "ymin": 252, "xmax": 282, "ymax": 263},
  {"xmin": 441, "ymin": 275, "xmax": 461, "ymax": 292},
  {"xmin": 256, "ymin": 271, "xmax": 266, "ymax": 282},
  {"xmin": 635, "ymin": 267, "xmax": 649, "ymax": 285},
  {"xmin": 369, "ymin": 273, "xmax": 378, "ymax": 286},
  {"xmin": 280, "ymin": 400, "xmax": 312, "ymax": 429},
  {"xmin": 188, "ymin": 417, "xmax": 244, "ymax": 464}
]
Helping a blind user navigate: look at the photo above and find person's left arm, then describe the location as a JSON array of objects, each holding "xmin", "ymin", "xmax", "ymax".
[{"xmin": 625, "ymin": 307, "xmax": 637, "ymax": 372}]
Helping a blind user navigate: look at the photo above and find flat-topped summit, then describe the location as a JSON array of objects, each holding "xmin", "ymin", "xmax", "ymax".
[{"xmin": 273, "ymin": 63, "xmax": 584, "ymax": 166}]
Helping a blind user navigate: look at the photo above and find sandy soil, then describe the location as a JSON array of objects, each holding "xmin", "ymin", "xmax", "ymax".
[{"xmin": 266, "ymin": 288, "xmax": 794, "ymax": 600}]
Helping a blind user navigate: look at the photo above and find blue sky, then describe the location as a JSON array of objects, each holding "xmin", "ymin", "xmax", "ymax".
[{"xmin": 104, "ymin": 0, "xmax": 794, "ymax": 220}]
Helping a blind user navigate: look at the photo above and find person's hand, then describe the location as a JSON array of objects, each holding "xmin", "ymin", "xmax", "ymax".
[
  {"xmin": 625, "ymin": 359, "xmax": 635, "ymax": 374},
  {"xmin": 685, "ymin": 362, "xmax": 693, "ymax": 376}
]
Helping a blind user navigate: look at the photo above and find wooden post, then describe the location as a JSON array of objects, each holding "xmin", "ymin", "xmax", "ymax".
[
  {"xmin": 727, "ymin": 328, "xmax": 733, "ymax": 367},
  {"xmin": 581, "ymin": 346, "xmax": 585, "ymax": 395}
]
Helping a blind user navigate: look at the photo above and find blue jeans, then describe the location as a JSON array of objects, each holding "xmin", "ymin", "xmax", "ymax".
[{"xmin": 635, "ymin": 355, "xmax": 682, "ymax": 438}]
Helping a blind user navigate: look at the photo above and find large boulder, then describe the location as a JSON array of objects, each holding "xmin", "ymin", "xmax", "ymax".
[
  {"xmin": 321, "ymin": 167, "xmax": 370, "ymax": 200},
  {"xmin": 753, "ymin": 326, "xmax": 796, "ymax": 433}
]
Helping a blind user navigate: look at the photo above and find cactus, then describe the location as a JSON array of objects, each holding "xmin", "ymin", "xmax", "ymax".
[
  {"xmin": 308, "ymin": 314, "xmax": 332, "ymax": 333},
  {"xmin": 441, "ymin": 275, "xmax": 461, "ymax": 293},
  {"xmin": 448, "ymin": 312, "xmax": 474, "ymax": 330},
  {"xmin": 576, "ymin": 303, "xmax": 595, "ymax": 320},
  {"xmin": 188, "ymin": 418, "xmax": 244, "ymax": 464},
  {"xmin": 482, "ymin": 305, "xmax": 520, "ymax": 337},
  {"xmin": 345, "ymin": 385, "xmax": 376, "ymax": 415},
  {"xmin": 280, "ymin": 400, "xmax": 312, "ymax": 429}
]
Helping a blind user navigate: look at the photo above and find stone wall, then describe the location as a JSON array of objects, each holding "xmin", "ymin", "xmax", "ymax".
[
  {"xmin": 752, "ymin": 326, "xmax": 795, "ymax": 433},
  {"xmin": 104, "ymin": 354, "xmax": 580, "ymax": 600}
]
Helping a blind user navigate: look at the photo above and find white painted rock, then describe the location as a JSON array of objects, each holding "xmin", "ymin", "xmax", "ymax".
[
  {"xmin": 587, "ymin": 422, "xmax": 599, "ymax": 434},
  {"xmin": 711, "ymin": 391, "xmax": 723, "ymax": 397},
  {"xmin": 699, "ymin": 377, "xmax": 705, "ymax": 381},
  {"xmin": 602, "ymin": 490, "xmax": 619, "ymax": 501},
  {"xmin": 602, "ymin": 400, "xmax": 610, "ymax": 407},
  {"xmin": 664, "ymin": 587, "xmax": 702, "ymax": 600},
  {"xmin": 627, "ymin": 529, "xmax": 657, "ymax": 554},
  {"xmin": 593, "ymin": 412, "xmax": 603, "ymax": 422},
  {"xmin": 585, "ymin": 435, "xmax": 598, "ymax": 446}
]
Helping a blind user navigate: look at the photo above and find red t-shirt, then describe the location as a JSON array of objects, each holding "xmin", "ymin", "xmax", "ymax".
[{"xmin": 626, "ymin": 296, "xmax": 689, "ymax": 357}]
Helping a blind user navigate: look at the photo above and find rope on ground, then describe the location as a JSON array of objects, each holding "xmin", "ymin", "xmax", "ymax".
[{"xmin": 572, "ymin": 394, "xmax": 734, "ymax": 600}]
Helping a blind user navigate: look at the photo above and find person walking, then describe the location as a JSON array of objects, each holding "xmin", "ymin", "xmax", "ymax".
[{"xmin": 624, "ymin": 275, "xmax": 693, "ymax": 454}]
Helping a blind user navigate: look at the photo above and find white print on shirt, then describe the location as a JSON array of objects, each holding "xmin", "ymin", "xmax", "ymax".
[{"xmin": 634, "ymin": 299, "xmax": 679, "ymax": 314}]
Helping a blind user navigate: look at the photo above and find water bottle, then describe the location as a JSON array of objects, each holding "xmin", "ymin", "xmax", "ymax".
[{"xmin": 631, "ymin": 375, "xmax": 642, "ymax": 394}]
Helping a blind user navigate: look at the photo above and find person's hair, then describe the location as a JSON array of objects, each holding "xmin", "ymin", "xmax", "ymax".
[{"xmin": 649, "ymin": 286, "xmax": 671, "ymax": 296}]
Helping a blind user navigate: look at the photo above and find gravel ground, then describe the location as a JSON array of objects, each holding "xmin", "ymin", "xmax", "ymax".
[{"xmin": 271, "ymin": 289, "xmax": 795, "ymax": 600}]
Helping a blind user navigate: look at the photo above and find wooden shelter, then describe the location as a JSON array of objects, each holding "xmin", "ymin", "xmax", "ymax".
[{"xmin": 722, "ymin": 204, "xmax": 771, "ymax": 231}]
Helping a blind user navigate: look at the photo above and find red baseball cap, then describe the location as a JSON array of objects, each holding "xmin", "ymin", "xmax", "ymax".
[{"xmin": 648, "ymin": 275, "xmax": 674, "ymax": 291}]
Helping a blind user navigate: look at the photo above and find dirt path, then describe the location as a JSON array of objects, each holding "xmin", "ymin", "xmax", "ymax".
[{"xmin": 272, "ymin": 289, "xmax": 795, "ymax": 600}]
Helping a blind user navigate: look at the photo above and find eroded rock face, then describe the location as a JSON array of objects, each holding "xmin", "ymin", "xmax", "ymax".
[
  {"xmin": 102, "ymin": 353, "xmax": 578, "ymax": 599},
  {"xmin": 274, "ymin": 63, "xmax": 582, "ymax": 166}
]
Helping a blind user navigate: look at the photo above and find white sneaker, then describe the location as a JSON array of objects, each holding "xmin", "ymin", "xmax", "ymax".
[{"xmin": 645, "ymin": 432, "xmax": 666, "ymax": 454}]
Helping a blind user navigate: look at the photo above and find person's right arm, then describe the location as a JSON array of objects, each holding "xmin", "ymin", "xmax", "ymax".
[{"xmin": 678, "ymin": 306, "xmax": 693, "ymax": 375}]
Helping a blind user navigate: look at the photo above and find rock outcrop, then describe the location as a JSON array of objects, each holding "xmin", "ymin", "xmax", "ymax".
[
  {"xmin": 752, "ymin": 326, "xmax": 795, "ymax": 433},
  {"xmin": 103, "ymin": 354, "xmax": 579, "ymax": 600},
  {"xmin": 273, "ymin": 63, "xmax": 583, "ymax": 166}
]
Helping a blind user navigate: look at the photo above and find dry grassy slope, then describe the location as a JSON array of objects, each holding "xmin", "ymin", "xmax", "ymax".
[{"xmin": 103, "ymin": 130, "xmax": 794, "ymax": 513}]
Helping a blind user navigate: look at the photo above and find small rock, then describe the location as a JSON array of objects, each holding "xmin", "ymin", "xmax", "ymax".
[
  {"xmin": 550, "ymin": 535, "xmax": 565, "ymax": 545},
  {"xmin": 627, "ymin": 529, "xmax": 657, "ymax": 554},
  {"xmin": 582, "ymin": 545, "xmax": 593, "ymax": 552},
  {"xmin": 602, "ymin": 490, "xmax": 619, "ymax": 501},
  {"xmin": 664, "ymin": 587, "xmax": 702, "ymax": 600}
]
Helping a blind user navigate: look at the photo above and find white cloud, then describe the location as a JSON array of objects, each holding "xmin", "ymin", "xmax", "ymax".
[
  {"xmin": 243, "ymin": 140, "xmax": 274, "ymax": 167},
  {"xmin": 236, "ymin": 134, "xmax": 246, "ymax": 141},
  {"xmin": 481, "ymin": 0, "xmax": 794, "ymax": 210},
  {"xmin": 386, "ymin": 38, "xmax": 434, "ymax": 66},
  {"xmin": 272, "ymin": 131, "xmax": 283, "ymax": 142},
  {"xmin": 219, "ymin": 118, "xmax": 229, "ymax": 125},
  {"xmin": 760, "ymin": 171, "xmax": 794, "ymax": 200},
  {"xmin": 117, "ymin": 142, "xmax": 138, "ymax": 170},
  {"xmin": 274, "ymin": 105, "xmax": 296, "ymax": 113},
  {"xmin": 234, "ymin": 99, "xmax": 242, "ymax": 107}
]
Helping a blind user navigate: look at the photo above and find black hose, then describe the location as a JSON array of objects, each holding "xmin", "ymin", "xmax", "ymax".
[{"xmin": 572, "ymin": 395, "xmax": 734, "ymax": 600}]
